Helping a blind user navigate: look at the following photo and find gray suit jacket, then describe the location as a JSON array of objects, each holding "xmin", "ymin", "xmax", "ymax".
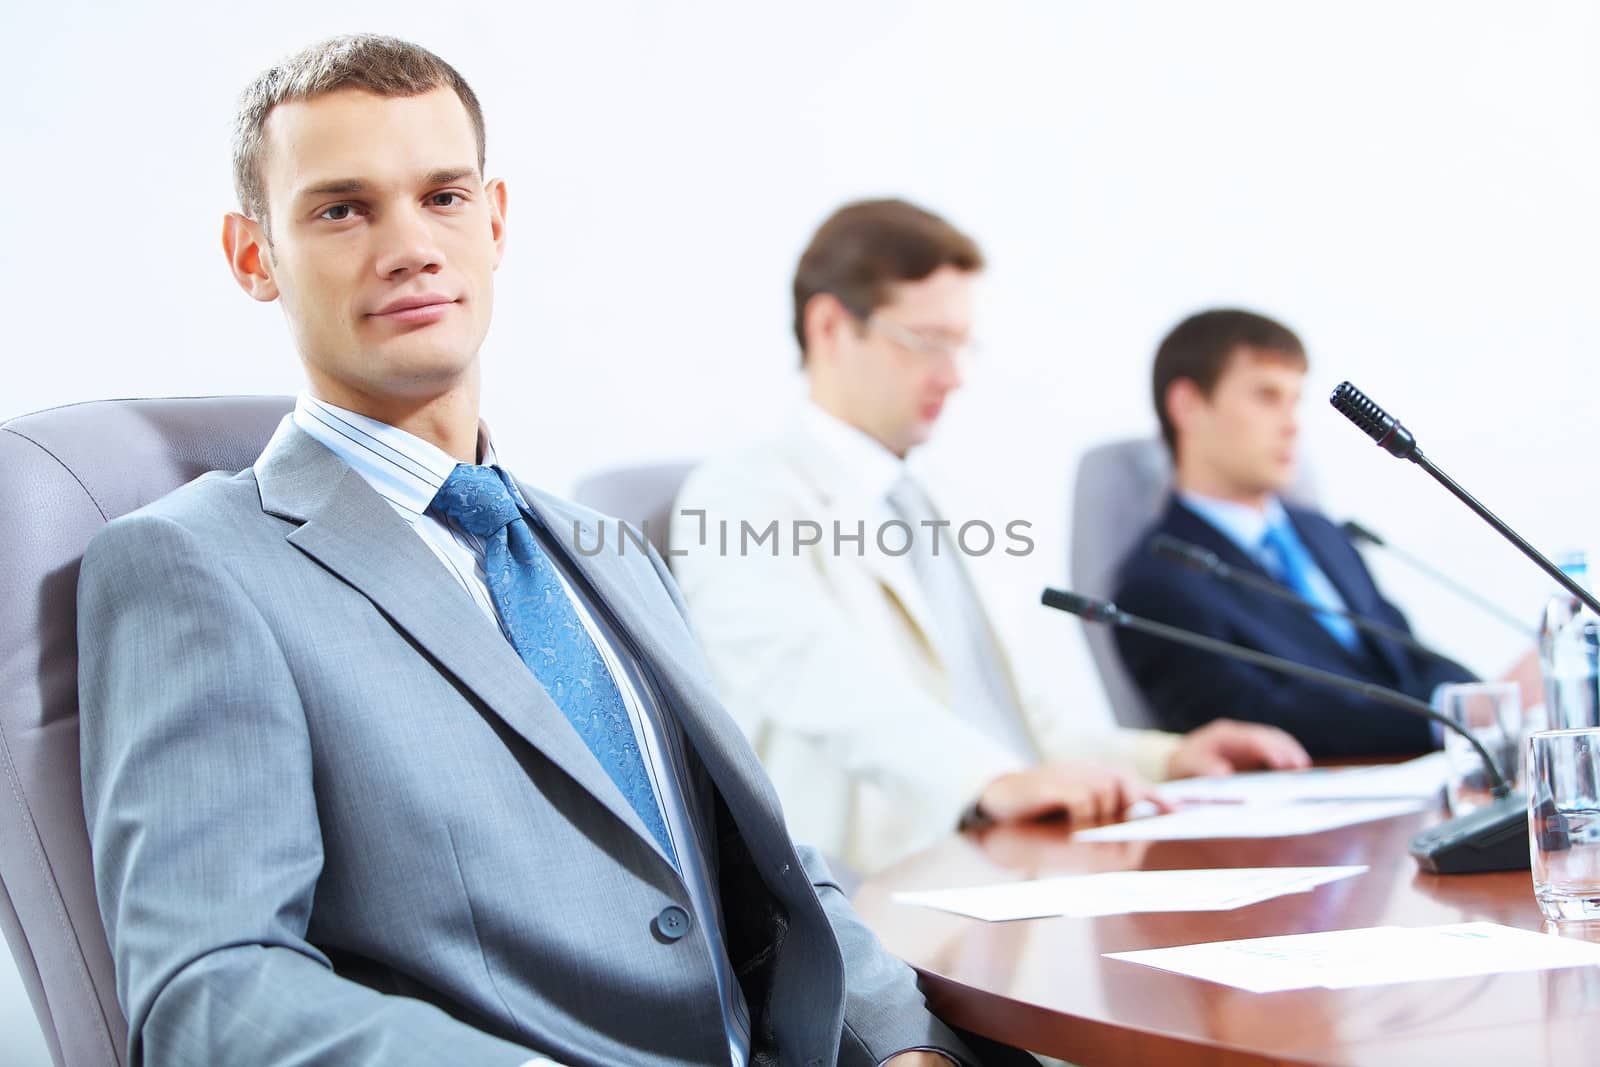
[{"xmin": 77, "ymin": 421, "xmax": 974, "ymax": 1067}]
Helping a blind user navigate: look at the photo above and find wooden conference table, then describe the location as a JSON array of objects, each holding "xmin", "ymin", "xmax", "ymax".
[{"xmin": 853, "ymin": 804, "xmax": 1600, "ymax": 1066}]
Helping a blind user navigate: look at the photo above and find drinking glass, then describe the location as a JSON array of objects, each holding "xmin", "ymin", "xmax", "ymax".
[
  {"xmin": 1527, "ymin": 727, "xmax": 1600, "ymax": 922},
  {"xmin": 1434, "ymin": 681, "xmax": 1525, "ymax": 816}
]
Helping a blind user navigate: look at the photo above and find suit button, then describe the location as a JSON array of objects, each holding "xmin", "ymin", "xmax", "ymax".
[{"xmin": 655, "ymin": 905, "xmax": 691, "ymax": 941}]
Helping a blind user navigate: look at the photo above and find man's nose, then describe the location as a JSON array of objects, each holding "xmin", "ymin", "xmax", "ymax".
[
  {"xmin": 934, "ymin": 353, "xmax": 965, "ymax": 393},
  {"xmin": 374, "ymin": 207, "xmax": 444, "ymax": 278}
]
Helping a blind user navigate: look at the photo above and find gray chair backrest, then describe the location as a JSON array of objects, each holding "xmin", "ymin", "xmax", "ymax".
[
  {"xmin": 1069, "ymin": 437, "xmax": 1318, "ymax": 729},
  {"xmin": 0, "ymin": 395, "xmax": 292, "ymax": 1067},
  {"xmin": 570, "ymin": 461, "xmax": 698, "ymax": 556}
]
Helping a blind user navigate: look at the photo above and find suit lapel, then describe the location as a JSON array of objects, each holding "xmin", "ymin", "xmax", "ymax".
[
  {"xmin": 520, "ymin": 488, "xmax": 796, "ymax": 865},
  {"xmin": 857, "ymin": 547, "xmax": 943, "ymax": 658},
  {"xmin": 1289, "ymin": 509, "xmax": 1409, "ymax": 680},
  {"xmin": 253, "ymin": 425, "xmax": 660, "ymax": 854},
  {"xmin": 1290, "ymin": 509, "xmax": 1366, "ymax": 609},
  {"xmin": 1166, "ymin": 499, "xmax": 1371, "ymax": 667},
  {"xmin": 773, "ymin": 426, "xmax": 945, "ymax": 665}
]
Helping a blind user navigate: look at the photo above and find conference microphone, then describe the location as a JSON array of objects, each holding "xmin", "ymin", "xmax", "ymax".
[
  {"xmin": 1340, "ymin": 520, "xmax": 1534, "ymax": 637},
  {"xmin": 1148, "ymin": 533, "xmax": 1474, "ymax": 674},
  {"xmin": 1330, "ymin": 381, "xmax": 1600, "ymax": 616},
  {"xmin": 1042, "ymin": 588, "xmax": 1527, "ymax": 874},
  {"xmin": 1340, "ymin": 518, "xmax": 1385, "ymax": 547}
]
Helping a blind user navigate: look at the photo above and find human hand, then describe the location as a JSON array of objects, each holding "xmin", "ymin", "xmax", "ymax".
[
  {"xmin": 1166, "ymin": 718, "xmax": 1311, "ymax": 779},
  {"xmin": 976, "ymin": 763, "xmax": 1163, "ymax": 825}
]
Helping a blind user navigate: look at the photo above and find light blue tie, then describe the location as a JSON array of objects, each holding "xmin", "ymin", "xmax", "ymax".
[
  {"xmin": 1259, "ymin": 521, "xmax": 1362, "ymax": 653},
  {"xmin": 430, "ymin": 464, "xmax": 676, "ymax": 864}
]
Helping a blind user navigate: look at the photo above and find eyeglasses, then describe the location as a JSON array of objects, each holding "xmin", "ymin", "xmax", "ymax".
[{"xmin": 865, "ymin": 314, "xmax": 980, "ymax": 363}]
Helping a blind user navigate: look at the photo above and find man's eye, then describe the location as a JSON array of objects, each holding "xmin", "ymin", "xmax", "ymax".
[
  {"xmin": 430, "ymin": 192, "xmax": 462, "ymax": 207},
  {"xmin": 319, "ymin": 204, "xmax": 354, "ymax": 221}
]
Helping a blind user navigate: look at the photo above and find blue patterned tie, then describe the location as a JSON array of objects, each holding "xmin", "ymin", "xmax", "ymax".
[
  {"xmin": 1259, "ymin": 521, "xmax": 1362, "ymax": 652},
  {"xmin": 429, "ymin": 464, "xmax": 675, "ymax": 863}
]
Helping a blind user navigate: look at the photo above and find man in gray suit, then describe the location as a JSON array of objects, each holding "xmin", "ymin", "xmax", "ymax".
[{"xmin": 76, "ymin": 35, "xmax": 999, "ymax": 1067}]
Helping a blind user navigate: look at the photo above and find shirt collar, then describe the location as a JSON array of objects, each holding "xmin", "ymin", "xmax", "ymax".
[
  {"xmin": 799, "ymin": 401, "xmax": 909, "ymax": 505},
  {"xmin": 292, "ymin": 392, "xmax": 501, "ymax": 517},
  {"xmin": 1177, "ymin": 491, "xmax": 1288, "ymax": 557}
]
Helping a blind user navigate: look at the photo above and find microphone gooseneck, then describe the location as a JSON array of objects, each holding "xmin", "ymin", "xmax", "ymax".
[
  {"xmin": 1340, "ymin": 519, "xmax": 1386, "ymax": 548},
  {"xmin": 1040, "ymin": 587, "xmax": 1116, "ymax": 623},
  {"xmin": 1041, "ymin": 587, "xmax": 1513, "ymax": 800},
  {"xmin": 1148, "ymin": 533, "xmax": 1475, "ymax": 672},
  {"xmin": 1330, "ymin": 381, "xmax": 1600, "ymax": 616},
  {"xmin": 1339, "ymin": 521, "xmax": 1535, "ymax": 637}
]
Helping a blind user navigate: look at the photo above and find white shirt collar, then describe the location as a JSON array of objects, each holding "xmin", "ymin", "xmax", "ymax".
[
  {"xmin": 1177, "ymin": 491, "xmax": 1288, "ymax": 557},
  {"xmin": 292, "ymin": 392, "xmax": 500, "ymax": 517},
  {"xmin": 798, "ymin": 401, "xmax": 909, "ymax": 505}
]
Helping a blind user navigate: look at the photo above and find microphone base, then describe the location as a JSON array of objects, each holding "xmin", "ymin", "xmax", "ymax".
[{"xmin": 1409, "ymin": 794, "xmax": 1529, "ymax": 874}]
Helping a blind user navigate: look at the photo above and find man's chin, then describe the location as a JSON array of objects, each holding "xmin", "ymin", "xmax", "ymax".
[
  {"xmin": 351, "ymin": 362, "xmax": 476, "ymax": 404},
  {"xmin": 368, "ymin": 337, "xmax": 477, "ymax": 380},
  {"xmin": 898, "ymin": 422, "xmax": 938, "ymax": 456},
  {"xmin": 1258, "ymin": 474, "xmax": 1295, "ymax": 498}
]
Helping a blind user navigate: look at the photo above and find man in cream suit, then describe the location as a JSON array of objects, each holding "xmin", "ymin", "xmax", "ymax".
[
  {"xmin": 670, "ymin": 199, "xmax": 1309, "ymax": 877},
  {"xmin": 77, "ymin": 39, "xmax": 1002, "ymax": 1067}
]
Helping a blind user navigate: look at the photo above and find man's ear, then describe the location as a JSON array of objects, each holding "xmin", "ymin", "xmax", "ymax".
[
  {"xmin": 802, "ymin": 292, "xmax": 854, "ymax": 365},
  {"xmin": 1165, "ymin": 377, "xmax": 1205, "ymax": 436},
  {"xmin": 221, "ymin": 213, "xmax": 280, "ymax": 302},
  {"xmin": 485, "ymin": 177, "xmax": 508, "ymax": 268}
]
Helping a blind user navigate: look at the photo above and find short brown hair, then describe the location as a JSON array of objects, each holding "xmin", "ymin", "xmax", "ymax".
[
  {"xmin": 792, "ymin": 198, "xmax": 984, "ymax": 363},
  {"xmin": 1152, "ymin": 309, "xmax": 1307, "ymax": 455},
  {"xmin": 232, "ymin": 35, "xmax": 486, "ymax": 227}
]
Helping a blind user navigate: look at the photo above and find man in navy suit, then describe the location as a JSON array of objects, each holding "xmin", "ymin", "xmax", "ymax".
[{"xmin": 1111, "ymin": 309, "xmax": 1474, "ymax": 756}]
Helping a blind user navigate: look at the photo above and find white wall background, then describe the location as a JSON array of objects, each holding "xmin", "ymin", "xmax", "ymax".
[{"xmin": 5, "ymin": 2, "xmax": 1600, "ymax": 1058}]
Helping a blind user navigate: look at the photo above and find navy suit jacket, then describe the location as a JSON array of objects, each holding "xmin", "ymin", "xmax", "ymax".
[{"xmin": 1111, "ymin": 497, "xmax": 1474, "ymax": 757}]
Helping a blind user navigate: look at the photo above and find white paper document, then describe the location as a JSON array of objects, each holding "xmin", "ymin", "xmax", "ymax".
[
  {"xmin": 1107, "ymin": 921, "xmax": 1600, "ymax": 993},
  {"xmin": 892, "ymin": 866, "xmax": 1367, "ymax": 922},
  {"xmin": 1154, "ymin": 753, "xmax": 1448, "ymax": 806},
  {"xmin": 1071, "ymin": 799, "xmax": 1425, "ymax": 842}
]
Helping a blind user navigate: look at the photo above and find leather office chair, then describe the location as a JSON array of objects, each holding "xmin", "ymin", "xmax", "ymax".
[
  {"xmin": 570, "ymin": 460, "xmax": 698, "ymax": 556},
  {"xmin": 1070, "ymin": 437, "xmax": 1318, "ymax": 729},
  {"xmin": 0, "ymin": 395, "xmax": 292, "ymax": 1067}
]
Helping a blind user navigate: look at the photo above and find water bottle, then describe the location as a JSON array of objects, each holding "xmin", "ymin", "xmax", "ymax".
[
  {"xmin": 1538, "ymin": 553, "xmax": 1584, "ymax": 663},
  {"xmin": 1540, "ymin": 552, "xmax": 1600, "ymax": 731}
]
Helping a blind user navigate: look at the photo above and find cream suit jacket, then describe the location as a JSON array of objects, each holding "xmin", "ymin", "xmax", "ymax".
[{"xmin": 668, "ymin": 418, "xmax": 1182, "ymax": 876}]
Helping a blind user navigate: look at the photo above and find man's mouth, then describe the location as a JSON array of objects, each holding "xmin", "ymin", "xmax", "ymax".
[{"xmin": 370, "ymin": 294, "xmax": 458, "ymax": 323}]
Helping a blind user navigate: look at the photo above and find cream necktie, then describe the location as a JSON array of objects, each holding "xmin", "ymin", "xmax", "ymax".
[{"xmin": 885, "ymin": 475, "xmax": 1037, "ymax": 761}]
